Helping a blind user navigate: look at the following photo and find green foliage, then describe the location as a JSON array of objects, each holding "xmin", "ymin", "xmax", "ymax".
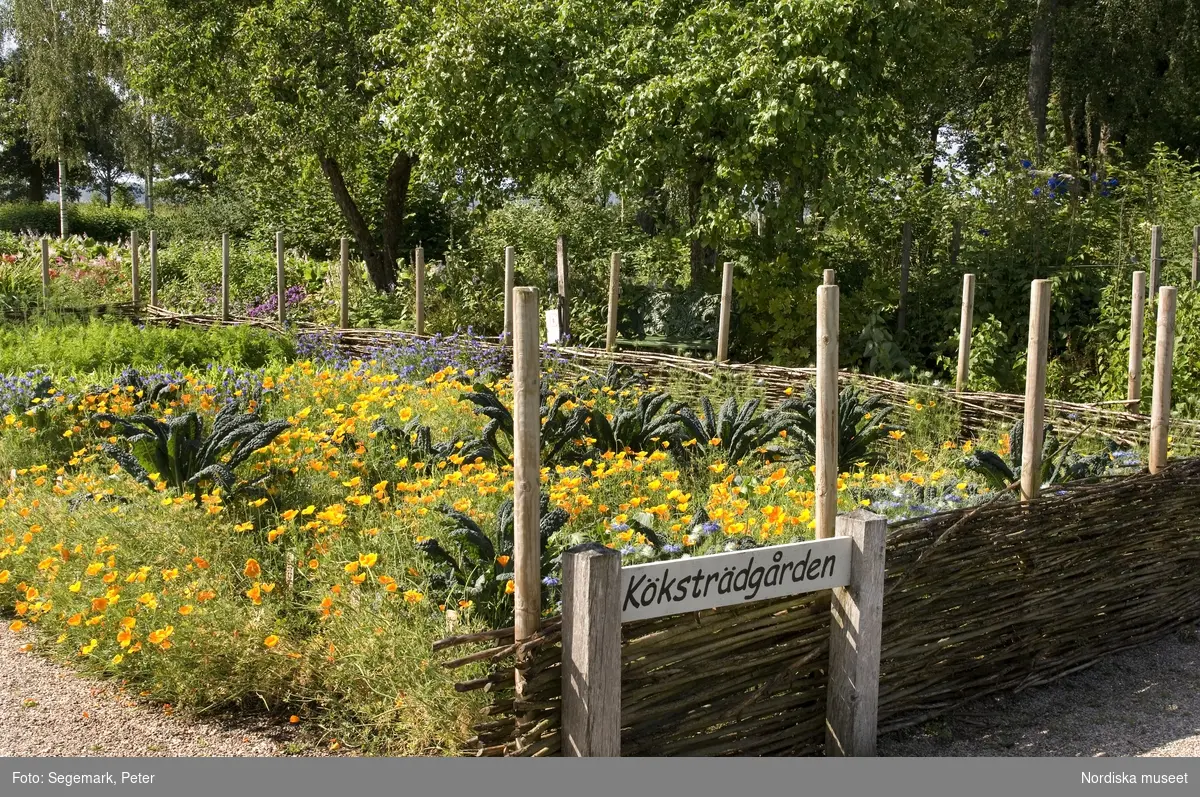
[
  {"xmin": 964, "ymin": 421, "xmax": 1115, "ymax": 492},
  {"xmin": 775, "ymin": 384, "xmax": 900, "ymax": 470},
  {"xmin": 0, "ymin": 202, "xmax": 146, "ymax": 241},
  {"xmin": 418, "ymin": 494, "xmax": 569, "ymax": 627},
  {"xmin": 95, "ymin": 402, "xmax": 289, "ymax": 498},
  {"xmin": 0, "ymin": 318, "xmax": 295, "ymax": 374}
]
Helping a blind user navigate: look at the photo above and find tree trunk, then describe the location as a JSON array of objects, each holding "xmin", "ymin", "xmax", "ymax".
[
  {"xmin": 319, "ymin": 153, "xmax": 412, "ymax": 292},
  {"xmin": 1028, "ymin": 0, "xmax": 1057, "ymax": 162},
  {"xmin": 896, "ymin": 221, "xmax": 913, "ymax": 336},
  {"xmin": 58, "ymin": 157, "xmax": 67, "ymax": 238},
  {"xmin": 27, "ymin": 159, "xmax": 44, "ymax": 203},
  {"xmin": 687, "ymin": 174, "xmax": 704, "ymax": 285}
]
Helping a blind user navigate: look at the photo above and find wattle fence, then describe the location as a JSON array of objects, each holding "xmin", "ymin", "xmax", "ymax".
[{"xmin": 438, "ymin": 458, "xmax": 1200, "ymax": 756}]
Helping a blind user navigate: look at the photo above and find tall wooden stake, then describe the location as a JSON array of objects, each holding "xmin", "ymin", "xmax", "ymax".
[
  {"xmin": 503, "ymin": 245, "xmax": 516, "ymax": 339},
  {"xmin": 561, "ymin": 543, "xmax": 622, "ymax": 757},
  {"xmin": 896, "ymin": 222, "xmax": 912, "ymax": 335},
  {"xmin": 40, "ymin": 237, "xmax": 50, "ymax": 304},
  {"xmin": 276, "ymin": 231, "xmax": 286, "ymax": 325},
  {"xmin": 606, "ymin": 253, "xmax": 621, "ymax": 352},
  {"xmin": 220, "ymin": 233, "xmax": 230, "ymax": 322},
  {"xmin": 556, "ymin": 235, "xmax": 570, "ymax": 342},
  {"xmin": 1128, "ymin": 271, "xmax": 1146, "ymax": 409},
  {"xmin": 513, "ymin": 287, "xmax": 542, "ymax": 657},
  {"xmin": 1192, "ymin": 225, "xmax": 1199, "ymax": 286},
  {"xmin": 716, "ymin": 261, "xmax": 734, "ymax": 363},
  {"xmin": 823, "ymin": 269, "xmax": 836, "ymax": 286},
  {"xmin": 826, "ymin": 509, "xmax": 886, "ymax": 757},
  {"xmin": 815, "ymin": 284, "xmax": 839, "ymax": 540},
  {"xmin": 956, "ymin": 274, "xmax": 976, "ymax": 392},
  {"xmin": 1020, "ymin": 279, "xmax": 1051, "ymax": 501},
  {"xmin": 1150, "ymin": 286, "xmax": 1177, "ymax": 474},
  {"xmin": 339, "ymin": 237, "xmax": 350, "ymax": 329},
  {"xmin": 1150, "ymin": 224, "xmax": 1163, "ymax": 300},
  {"xmin": 130, "ymin": 230, "xmax": 140, "ymax": 306},
  {"xmin": 148, "ymin": 230, "xmax": 158, "ymax": 308},
  {"xmin": 414, "ymin": 245, "xmax": 425, "ymax": 336}
]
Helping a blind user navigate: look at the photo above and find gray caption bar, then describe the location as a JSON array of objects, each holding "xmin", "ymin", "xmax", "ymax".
[{"xmin": 0, "ymin": 757, "xmax": 1194, "ymax": 797}]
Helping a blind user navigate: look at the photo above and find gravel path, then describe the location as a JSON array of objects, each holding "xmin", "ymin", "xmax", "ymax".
[
  {"xmin": 879, "ymin": 623, "xmax": 1200, "ymax": 757},
  {"xmin": 0, "ymin": 628, "xmax": 330, "ymax": 757},
  {"xmin": 5, "ymin": 622, "xmax": 1198, "ymax": 757}
]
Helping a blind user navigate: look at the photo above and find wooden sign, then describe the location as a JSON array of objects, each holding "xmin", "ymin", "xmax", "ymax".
[
  {"xmin": 619, "ymin": 537, "xmax": 852, "ymax": 622},
  {"xmin": 545, "ymin": 309, "xmax": 561, "ymax": 344}
]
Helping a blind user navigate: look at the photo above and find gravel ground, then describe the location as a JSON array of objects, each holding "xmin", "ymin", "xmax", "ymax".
[
  {"xmin": 5, "ymin": 622, "xmax": 1198, "ymax": 758},
  {"xmin": 879, "ymin": 623, "xmax": 1200, "ymax": 757},
  {"xmin": 0, "ymin": 628, "xmax": 331, "ymax": 757}
]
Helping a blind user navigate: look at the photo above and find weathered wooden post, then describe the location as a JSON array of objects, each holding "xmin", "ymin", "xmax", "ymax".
[
  {"xmin": 606, "ymin": 252, "xmax": 621, "ymax": 352},
  {"xmin": 40, "ymin": 237, "xmax": 50, "ymax": 303},
  {"xmin": 561, "ymin": 543, "xmax": 622, "ymax": 757},
  {"xmin": 1192, "ymin": 225, "xmax": 1199, "ymax": 286},
  {"xmin": 949, "ymin": 220, "xmax": 962, "ymax": 269},
  {"xmin": 1150, "ymin": 286, "xmax": 1177, "ymax": 474},
  {"xmin": 130, "ymin": 230, "xmax": 140, "ymax": 306},
  {"xmin": 823, "ymin": 269, "xmax": 836, "ymax": 286},
  {"xmin": 339, "ymin": 237, "xmax": 350, "ymax": 329},
  {"xmin": 956, "ymin": 273, "xmax": 975, "ymax": 392},
  {"xmin": 825, "ymin": 509, "xmax": 886, "ymax": 757},
  {"xmin": 220, "ymin": 233, "xmax": 230, "ymax": 322},
  {"xmin": 503, "ymin": 245, "xmax": 516, "ymax": 339},
  {"xmin": 1150, "ymin": 224, "xmax": 1164, "ymax": 300},
  {"xmin": 414, "ymin": 245, "xmax": 425, "ymax": 336},
  {"xmin": 148, "ymin": 230, "xmax": 158, "ymax": 309},
  {"xmin": 896, "ymin": 221, "xmax": 912, "ymax": 335},
  {"xmin": 716, "ymin": 261, "xmax": 734, "ymax": 363},
  {"xmin": 816, "ymin": 284, "xmax": 839, "ymax": 540},
  {"xmin": 556, "ymin": 235, "xmax": 570, "ymax": 342},
  {"xmin": 512, "ymin": 287, "xmax": 542, "ymax": 663},
  {"xmin": 1020, "ymin": 279, "xmax": 1051, "ymax": 501},
  {"xmin": 1128, "ymin": 271, "xmax": 1146, "ymax": 409},
  {"xmin": 276, "ymin": 231, "xmax": 286, "ymax": 325}
]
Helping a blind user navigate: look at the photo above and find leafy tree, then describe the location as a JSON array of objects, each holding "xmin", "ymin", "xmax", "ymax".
[{"xmin": 129, "ymin": 0, "xmax": 429, "ymax": 290}]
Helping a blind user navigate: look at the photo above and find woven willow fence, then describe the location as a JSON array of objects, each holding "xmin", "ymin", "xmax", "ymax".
[
  {"xmin": 30, "ymin": 302, "xmax": 1200, "ymax": 446},
  {"xmin": 438, "ymin": 458, "xmax": 1200, "ymax": 756}
]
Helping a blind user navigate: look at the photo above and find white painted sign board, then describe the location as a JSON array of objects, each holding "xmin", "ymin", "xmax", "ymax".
[
  {"xmin": 545, "ymin": 309, "xmax": 561, "ymax": 344},
  {"xmin": 619, "ymin": 536, "xmax": 852, "ymax": 622}
]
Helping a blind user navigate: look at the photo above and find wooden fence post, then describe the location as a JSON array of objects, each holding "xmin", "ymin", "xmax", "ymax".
[
  {"xmin": 556, "ymin": 235, "xmax": 570, "ymax": 342},
  {"xmin": 956, "ymin": 273, "xmax": 975, "ymax": 392},
  {"xmin": 1128, "ymin": 271, "xmax": 1146, "ymax": 409},
  {"xmin": 130, "ymin": 230, "xmax": 140, "ymax": 307},
  {"xmin": 561, "ymin": 543, "xmax": 622, "ymax": 757},
  {"xmin": 823, "ymin": 269, "xmax": 836, "ymax": 286},
  {"xmin": 220, "ymin": 233, "xmax": 230, "ymax": 322},
  {"xmin": 949, "ymin": 220, "xmax": 962, "ymax": 270},
  {"xmin": 826, "ymin": 509, "xmax": 886, "ymax": 757},
  {"xmin": 716, "ymin": 261, "xmax": 734, "ymax": 363},
  {"xmin": 339, "ymin": 237, "xmax": 350, "ymax": 329},
  {"xmin": 896, "ymin": 221, "xmax": 912, "ymax": 336},
  {"xmin": 606, "ymin": 252, "xmax": 621, "ymax": 352},
  {"xmin": 512, "ymin": 287, "xmax": 542, "ymax": 656},
  {"xmin": 1150, "ymin": 286, "xmax": 1177, "ymax": 474},
  {"xmin": 1192, "ymin": 225, "xmax": 1198, "ymax": 286},
  {"xmin": 40, "ymin": 237, "xmax": 50, "ymax": 303},
  {"xmin": 276, "ymin": 231, "xmax": 286, "ymax": 325},
  {"xmin": 503, "ymin": 245, "xmax": 516, "ymax": 339},
  {"xmin": 815, "ymin": 284, "xmax": 839, "ymax": 540},
  {"xmin": 1020, "ymin": 279, "xmax": 1051, "ymax": 501},
  {"xmin": 414, "ymin": 245, "xmax": 425, "ymax": 335},
  {"xmin": 1150, "ymin": 224, "xmax": 1163, "ymax": 300},
  {"xmin": 148, "ymin": 230, "xmax": 158, "ymax": 309}
]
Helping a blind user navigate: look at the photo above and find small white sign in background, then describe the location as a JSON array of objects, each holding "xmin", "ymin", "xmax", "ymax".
[
  {"xmin": 619, "ymin": 536, "xmax": 852, "ymax": 622},
  {"xmin": 545, "ymin": 310, "xmax": 561, "ymax": 344}
]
